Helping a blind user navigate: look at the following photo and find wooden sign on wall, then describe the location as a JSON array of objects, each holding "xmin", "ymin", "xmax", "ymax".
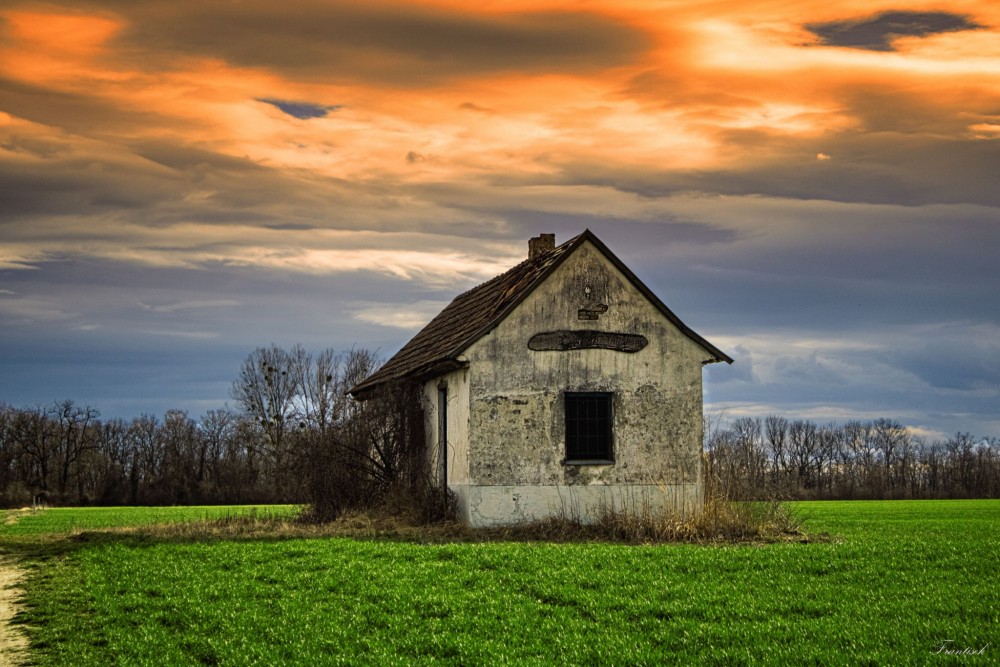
[{"xmin": 528, "ymin": 330, "xmax": 648, "ymax": 353}]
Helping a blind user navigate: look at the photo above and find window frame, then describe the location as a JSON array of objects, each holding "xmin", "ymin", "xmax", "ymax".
[{"xmin": 563, "ymin": 391, "xmax": 615, "ymax": 465}]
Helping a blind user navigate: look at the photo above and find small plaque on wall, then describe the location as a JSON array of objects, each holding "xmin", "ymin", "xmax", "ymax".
[
  {"xmin": 578, "ymin": 303, "xmax": 608, "ymax": 320},
  {"xmin": 528, "ymin": 330, "xmax": 648, "ymax": 353}
]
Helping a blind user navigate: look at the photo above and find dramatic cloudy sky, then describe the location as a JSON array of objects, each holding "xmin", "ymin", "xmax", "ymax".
[{"xmin": 2, "ymin": 0, "xmax": 998, "ymax": 439}]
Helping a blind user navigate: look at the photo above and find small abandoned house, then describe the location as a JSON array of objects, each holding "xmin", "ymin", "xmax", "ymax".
[{"xmin": 350, "ymin": 230, "xmax": 731, "ymax": 527}]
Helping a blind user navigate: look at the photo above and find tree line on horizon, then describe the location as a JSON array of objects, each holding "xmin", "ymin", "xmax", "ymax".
[
  {"xmin": 706, "ymin": 415, "xmax": 1000, "ymax": 500},
  {"xmin": 0, "ymin": 346, "xmax": 431, "ymax": 516},
  {"xmin": 1, "ymin": 344, "xmax": 998, "ymax": 508}
]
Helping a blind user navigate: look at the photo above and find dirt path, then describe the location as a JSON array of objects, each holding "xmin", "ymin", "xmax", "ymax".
[
  {"xmin": 0, "ymin": 557, "xmax": 28, "ymax": 667},
  {"xmin": 1, "ymin": 510, "xmax": 31, "ymax": 666}
]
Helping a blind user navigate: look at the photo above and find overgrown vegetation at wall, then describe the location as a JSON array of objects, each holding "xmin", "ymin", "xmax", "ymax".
[{"xmin": 705, "ymin": 415, "xmax": 1000, "ymax": 500}]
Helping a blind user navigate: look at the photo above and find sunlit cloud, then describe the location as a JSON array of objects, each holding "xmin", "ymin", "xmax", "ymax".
[
  {"xmin": 138, "ymin": 300, "xmax": 242, "ymax": 313},
  {"xmin": 969, "ymin": 123, "xmax": 1000, "ymax": 137},
  {"xmin": 139, "ymin": 329, "xmax": 221, "ymax": 340},
  {"xmin": 1, "ymin": 10, "xmax": 123, "ymax": 83},
  {"xmin": 244, "ymin": 247, "xmax": 518, "ymax": 285},
  {"xmin": 0, "ymin": 294, "xmax": 75, "ymax": 323},
  {"xmin": 351, "ymin": 301, "xmax": 452, "ymax": 329},
  {"xmin": 2, "ymin": 218, "xmax": 522, "ymax": 288}
]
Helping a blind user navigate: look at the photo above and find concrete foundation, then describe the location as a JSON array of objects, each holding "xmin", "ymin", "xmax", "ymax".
[{"xmin": 452, "ymin": 483, "xmax": 703, "ymax": 528}]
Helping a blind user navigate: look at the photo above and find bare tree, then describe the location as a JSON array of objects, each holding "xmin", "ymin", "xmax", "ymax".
[
  {"xmin": 200, "ymin": 408, "xmax": 236, "ymax": 497},
  {"xmin": 93, "ymin": 418, "xmax": 130, "ymax": 504},
  {"xmin": 48, "ymin": 400, "xmax": 100, "ymax": 499},
  {"xmin": 294, "ymin": 348, "xmax": 350, "ymax": 437},
  {"xmin": 13, "ymin": 406, "xmax": 56, "ymax": 498},
  {"xmin": 945, "ymin": 432, "xmax": 977, "ymax": 496},
  {"xmin": 764, "ymin": 415, "xmax": 789, "ymax": 487},
  {"xmin": 815, "ymin": 423, "xmax": 839, "ymax": 495},
  {"xmin": 128, "ymin": 414, "xmax": 162, "ymax": 503},
  {"xmin": 787, "ymin": 420, "xmax": 818, "ymax": 490},
  {"xmin": 729, "ymin": 417, "xmax": 766, "ymax": 496},
  {"xmin": 297, "ymin": 348, "xmax": 386, "ymax": 520},
  {"xmin": 0, "ymin": 404, "xmax": 20, "ymax": 504},
  {"xmin": 872, "ymin": 418, "xmax": 908, "ymax": 496},
  {"xmin": 231, "ymin": 345, "xmax": 302, "ymax": 490},
  {"xmin": 843, "ymin": 420, "xmax": 874, "ymax": 497},
  {"xmin": 160, "ymin": 409, "xmax": 198, "ymax": 503}
]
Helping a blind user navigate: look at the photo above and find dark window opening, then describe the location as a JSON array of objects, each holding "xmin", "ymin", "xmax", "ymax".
[{"xmin": 565, "ymin": 392, "xmax": 613, "ymax": 463}]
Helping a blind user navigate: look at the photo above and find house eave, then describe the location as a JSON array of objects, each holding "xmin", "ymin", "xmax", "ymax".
[{"xmin": 349, "ymin": 358, "xmax": 469, "ymax": 399}]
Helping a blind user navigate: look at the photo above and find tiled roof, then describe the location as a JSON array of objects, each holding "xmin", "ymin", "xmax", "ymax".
[
  {"xmin": 349, "ymin": 230, "xmax": 731, "ymax": 395},
  {"xmin": 350, "ymin": 234, "xmax": 581, "ymax": 394}
]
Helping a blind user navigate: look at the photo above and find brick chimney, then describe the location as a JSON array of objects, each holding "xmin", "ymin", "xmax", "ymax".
[{"xmin": 528, "ymin": 233, "xmax": 555, "ymax": 259}]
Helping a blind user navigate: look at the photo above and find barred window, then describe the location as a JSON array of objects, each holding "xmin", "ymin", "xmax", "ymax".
[{"xmin": 564, "ymin": 392, "xmax": 614, "ymax": 463}]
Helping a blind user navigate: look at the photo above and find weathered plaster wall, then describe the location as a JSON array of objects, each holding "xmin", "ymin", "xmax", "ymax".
[
  {"xmin": 460, "ymin": 240, "xmax": 710, "ymax": 526},
  {"xmin": 422, "ymin": 366, "xmax": 472, "ymax": 523}
]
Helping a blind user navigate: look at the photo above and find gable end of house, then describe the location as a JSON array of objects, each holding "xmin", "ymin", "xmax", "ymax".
[{"xmin": 349, "ymin": 230, "xmax": 731, "ymax": 396}]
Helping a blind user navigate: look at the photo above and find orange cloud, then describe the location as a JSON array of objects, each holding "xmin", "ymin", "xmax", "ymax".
[
  {"xmin": 2, "ymin": 0, "xmax": 1000, "ymax": 281},
  {"xmin": 1, "ymin": 10, "xmax": 123, "ymax": 85},
  {"xmin": 4, "ymin": 10, "xmax": 120, "ymax": 53}
]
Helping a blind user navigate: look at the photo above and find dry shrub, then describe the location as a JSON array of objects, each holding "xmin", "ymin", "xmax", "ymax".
[
  {"xmin": 431, "ymin": 493, "xmax": 808, "ymax": 545},
  {"xmin": 296, "ymin": 380, "xmax": 440, "ymax": 525},
  {"xmin": 476, "ymin": 495, "xmax": 805, "ymax": 545},
  {"xmin": 374, "ymin": 479, "xmax": 455, "ymax": 524}
]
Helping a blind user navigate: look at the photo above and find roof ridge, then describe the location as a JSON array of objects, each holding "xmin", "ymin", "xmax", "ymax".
[
  {"xmin": 349, "ymin": 229, "xmax": 729, "ymax": 396},
  {"xmin": 450, "ymin": 235, "xmax": 576, "ymax": 301}
]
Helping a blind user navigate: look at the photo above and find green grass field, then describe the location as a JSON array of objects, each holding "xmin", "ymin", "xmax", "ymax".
[
  {"xmin": 0, "ymin": 505, "xmax": 299, "ymax": 536},
  {"xmin": 2, "ymin": 500, "xmax": 996, "ymax": 665}
]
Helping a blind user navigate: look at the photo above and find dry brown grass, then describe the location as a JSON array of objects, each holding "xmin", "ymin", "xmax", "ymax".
[
  {"xmin": 591, "ymin": 494, "xmax": 806, "ymax": 543},
  {"xmin": 90, "ymin": 496, "xmax": 811, "ymax": 546},
  {"xmin": 87, "ymin": 508, "xmax": 467, "ymax": 543}
]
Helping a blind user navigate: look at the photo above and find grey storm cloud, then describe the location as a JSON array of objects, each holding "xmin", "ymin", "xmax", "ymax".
[
  {"xmin": 0, "ymin": 139, "xmax": 310, "ymax": 227},
  {"xmin": 108, "ymin": 1, "xmax": 650, "ymax": 85},
  {"xmin": 890, "ymin": 340, "xmax": 1000, "ymax": 392},
  {"xmin": 255, "ymin": 99, "xmax": 343, "ymax": 119},
  {"xmin": 806, "ymin": 11, "xmax": 982, "ymax": 51},
  {"xmin": 0, "ymin": 74, "xmax": 217, "ymax": 143}
]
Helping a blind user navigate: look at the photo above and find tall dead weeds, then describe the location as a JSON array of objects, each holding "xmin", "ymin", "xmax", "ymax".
[{"xmin": 90, "ymin": 497, "xmax": 811, "ymax": 545}]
